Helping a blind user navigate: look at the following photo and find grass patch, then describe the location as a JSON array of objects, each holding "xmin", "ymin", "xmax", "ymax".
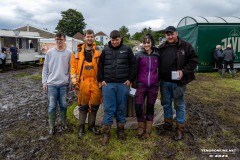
[
  {"xmin": 53, "ymin": 71, "xmax": 240, "ymax": 159},
  {"xmin": 13, "ymin": 72, "xmax": 31, "ymax": 77},
  {"xmin": 62, "ymin": 102, "xmax": 159, "ymax": 159},
  {"xmin": 30, "ymin": 74, "xmax": 42, "ymax": 80}
]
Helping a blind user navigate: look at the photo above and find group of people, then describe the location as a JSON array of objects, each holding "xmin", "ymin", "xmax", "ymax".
[
  {"xmin": 42, "ymin": 26, "xmax": 198, "ymax": 146},
  {"xmin": 0, "ymin": 44, "xmax": 19, "ymax": 71},
  {"xmin": 214, "ymin": 44, "xmax": 236, "ymax": 77}
]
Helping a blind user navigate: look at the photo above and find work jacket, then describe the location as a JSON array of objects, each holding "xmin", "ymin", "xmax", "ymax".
[
  {"xmin": 70, "ymin": 43, "xmax": 100, "ymax": 85},
  {"xmin": 159, "ymin": 38, "xmax": 198, "ymax": 85},
  {"xmin": 135, "ymin": 49, "xmax": 159, "ymax": 87},
  {"xmin": 97, "ymin": 40, "xmax": 136, "ymax": 83}
]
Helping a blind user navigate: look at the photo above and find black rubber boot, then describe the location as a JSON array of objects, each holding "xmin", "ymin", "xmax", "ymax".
[
  {"xmin": 78, "ymin": 124, "xmax": 85, "ymax": 139},
  {"xmin": 88, "ymin": 111, "xmax": 101, "ymax": 135},
  {"xmin": 78, "ymin": 108, "xmax": 87, "ymax": 139}
]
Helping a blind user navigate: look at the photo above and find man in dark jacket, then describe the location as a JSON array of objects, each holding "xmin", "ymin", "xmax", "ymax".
[
  {"xmin": 98, "ymin": 30, "xmax": 136, "ymax": 146},
  {"xmin": 158, "ymin": 26, "xmax": 198, "ymax": 141},
  {"xmin": 222, "ymin": 44, "xmax": 236, "ymax": 77},
  {"xmin": 214, "ymin": 45, "xmax": 223, "ymax": 74},
  {"xmin": 10, "ymin": 44, "xmax": 18, "ymax": 69}
]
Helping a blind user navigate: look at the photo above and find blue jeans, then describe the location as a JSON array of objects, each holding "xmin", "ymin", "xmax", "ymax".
[
  {"xmin": 48, "ymin": 84, "xmax": 68, "ymax": 113},
  {"xmin": 160, "ymin": 80, "xmax": 186, "ymax": 124},
  {"xmin": 102, "ymin": 83, "xmax": 130, "ymax": 125}
]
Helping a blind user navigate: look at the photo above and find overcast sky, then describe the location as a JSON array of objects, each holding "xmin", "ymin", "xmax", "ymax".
[{"xmin": 0, "ymin": 0, "xmax": 240, "ymax": 36}]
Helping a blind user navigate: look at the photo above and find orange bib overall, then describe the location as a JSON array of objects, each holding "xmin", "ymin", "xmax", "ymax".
[{"xmin": 77, "ymin": 61, "xmax": 102, "ymax": 106}]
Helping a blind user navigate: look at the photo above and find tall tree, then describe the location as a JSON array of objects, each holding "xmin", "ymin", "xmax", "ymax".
[
  {"xmin": 131, "ymin": 32, "xmax": 142, "ymax": 42},
  {"xmin": 141, "ymin": 27, "xmax": 153, "ymax": 35},
  {"xmin": 55, "ymin": 9, "xmax": 86, "ymax": 37},
  {"xmin": 132, "ymin": 27, "xmax": 164, "ymax": 46},
  {"xmin": 119, "ymin": 26, "xmax": 130, "ymax": 41}
]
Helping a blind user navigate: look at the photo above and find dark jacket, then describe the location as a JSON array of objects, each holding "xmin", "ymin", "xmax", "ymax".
[
  {"xmin": 223, "ymin": 48, "xmax": 235, "ymax": 61},
  {"xmin": 97, "ymin": 40, "xmax": 136, "ymax": 83},
  {"xmin": 10, "ymin": 46, "xmax": 18, "ymax": 56},
  {"xmin": 158, "ymin": 38, "xmax": 198, "ymax": 85},
  {"xmin": 135, "ymin": 49, "xmax": 159, "ymax": 87},
  {"xmin": 214, "ymin": 48, "xmax": 223, "ymax": 60}
]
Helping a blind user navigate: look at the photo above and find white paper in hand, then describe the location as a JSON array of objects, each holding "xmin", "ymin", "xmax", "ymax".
[
  {"xmin": 129, "ymin": 87, "xmax": 136, "ymax": 97},
  {"xmin": 171, "ymin": 71, "xmax": 180, "ymax": 80}
]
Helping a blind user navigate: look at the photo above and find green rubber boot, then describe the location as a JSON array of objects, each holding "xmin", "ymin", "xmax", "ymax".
[
  {"xmin": 48, "ymin": 112, "xmax": 56, "ymax": 135},
  {"xmin": 60, "ymin": 111, "xmax": 68, "ymax": 131},
  {"xmin": 221, "ymin": 69, "xmax": 226, "ymax": 77}
]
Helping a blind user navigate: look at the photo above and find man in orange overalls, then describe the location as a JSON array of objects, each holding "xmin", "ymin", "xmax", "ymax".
[{"xmin": 70, "ymin": 29, "xmax": 102, "ymax": 139}]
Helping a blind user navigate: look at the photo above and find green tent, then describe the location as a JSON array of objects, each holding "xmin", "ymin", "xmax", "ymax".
[{"xmin": 177, "ymin": 16, "xmax": 240, "ymax": 71}]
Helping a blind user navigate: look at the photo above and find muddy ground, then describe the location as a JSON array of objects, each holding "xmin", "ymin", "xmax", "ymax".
[
  {"xmin": 0, "ymin": 66, "xmax": 75, "ymax": 159},
  {"xmin": 0, "ymin": 66, "xmax": 239, "ymax": 159}
]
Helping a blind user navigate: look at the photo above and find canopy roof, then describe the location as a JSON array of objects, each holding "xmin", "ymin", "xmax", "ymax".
[{"xmin": 177, "ymin": 16, "xmax": 240, "ymax": 27}]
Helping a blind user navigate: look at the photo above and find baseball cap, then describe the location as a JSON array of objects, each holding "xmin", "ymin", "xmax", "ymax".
[{"xmin": 165, "ymin": 26, "xmax": 177, "ymax": 33}]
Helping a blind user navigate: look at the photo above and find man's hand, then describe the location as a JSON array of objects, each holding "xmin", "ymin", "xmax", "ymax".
[
  {"xmin": 124, "ymin": 80, "xmax": 131, "ymax": 86},
  {"xmin": 178, "ymin": 70, "xmax": 183, "ymax": 80},
  {"xmin": 43, "ymin": 84, "xmax": 48, "ymax": 92},
  {"xmin": 98, "ymin": 82, "xmax": 102, "ymax": 88},
  {"xmin": 101, "ymin": 81, "xmax": 107, "ymax": 86}
]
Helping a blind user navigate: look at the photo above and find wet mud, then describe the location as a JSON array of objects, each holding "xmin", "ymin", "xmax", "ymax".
[{"xmin": 0, "ymin": 67, "xmax": 74, "ymax": 159}]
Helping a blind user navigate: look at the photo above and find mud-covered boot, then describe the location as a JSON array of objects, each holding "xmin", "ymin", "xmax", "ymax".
[
  {"xmin": 231, "ymin": 69, "xmax": 236, "ymax": 78},
  {"xmin": 78, "ymin": 109, "xmax": 87, "ymax": 139},
  {"xmin": 136, "ymin": 122, "xmax": 145, "ymax": 138},
  {"xmin": 48, "ymin": 112, "xmax": 56, "ymax": 135},
  {"xmin": 101, "ymin": 125, "xmax": 111, "ymax": 146},
  {"xmin": 163, "ymin": 118, "xmax": 173, "ymax": 131},
  {"xmin": 88, "ymin": 111, "xmax": 101, "ymax": 135},
  {"xmin": 218, "ymin": 69, "xmax": 221, "ymax": 76},
  {"xmin": 78, "ymin": 124, "xmax": 85, "ymax": 139},
  {"xmin": 60, "ymin": 111, "xmax": 68, "ymax": 131},
  {"xmin": 221, "ymin": 69, "xmax": 226, "ymax": 77},
  {"xmin": 174, "ymin": 123, "xmax": 185, "ymax": 141},
  {"xmin": 143, "ymin": 121, "xmax": 153, "ymax": 139},
  {"xmin": 156, "ymin": 118, "xmax": 173, "ymax": 135},
  {"xmin": 116, "ymin": 122, "xmax": 126, "ymax": 140}
]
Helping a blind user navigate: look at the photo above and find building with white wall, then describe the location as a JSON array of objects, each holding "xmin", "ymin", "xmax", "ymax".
[{"xmin": 95, "ymin": 31, "xmax": 109, "ymax": 45}]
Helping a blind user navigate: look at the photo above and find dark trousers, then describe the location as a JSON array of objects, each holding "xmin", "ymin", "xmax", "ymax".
[
  {"xmin": 135, "ymin": 85, "xmax": 159, "ymax": 121},
  {"xmin": 224, "ymin": 60, "xmax": 234, "ymax": 70},
  {"xmin": 0, "ymin": 58, "xmax": 6, "ymax": 70},
  {"xmin": 11, "ymin": 55, "xmax": 18, "ymax": 69},
  {"xmin": 215, "ymin": 58, "xmax": 223, "ymax": 69}
]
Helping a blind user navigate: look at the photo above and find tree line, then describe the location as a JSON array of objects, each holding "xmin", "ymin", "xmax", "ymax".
[{"xmin": 54, "ymin": 9, "xmax": 164, "ymax": 46}]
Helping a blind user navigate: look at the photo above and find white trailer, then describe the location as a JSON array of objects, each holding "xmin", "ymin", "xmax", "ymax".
[{"xmin": 0, "ymin": 29, "xmax": 40, "ymax": 64}]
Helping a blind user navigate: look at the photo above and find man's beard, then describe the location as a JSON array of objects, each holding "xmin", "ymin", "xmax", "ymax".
[{"xmin": 87, "ymin": 43, "xmax": 92, "ymax": 47}]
